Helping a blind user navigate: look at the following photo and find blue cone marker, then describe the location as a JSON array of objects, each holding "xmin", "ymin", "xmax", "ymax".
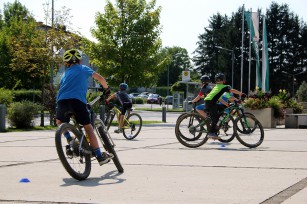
[{"xmin": 19, "ymin": 178, "xmax": 30, "ymax": 183}]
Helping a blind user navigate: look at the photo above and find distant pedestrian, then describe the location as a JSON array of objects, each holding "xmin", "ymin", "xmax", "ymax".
[{"xmin": 158, "ymin": 96, "xmax": 162, "ymax": 106}]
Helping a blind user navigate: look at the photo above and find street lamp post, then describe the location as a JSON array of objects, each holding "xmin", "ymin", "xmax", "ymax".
[
  {"xmin": 282, "ymin": 70, "xmax": 307, "ymax": 96},
  {"xmin": 216, "ymin": 46, "xmax": 234, "ymax": 87}
]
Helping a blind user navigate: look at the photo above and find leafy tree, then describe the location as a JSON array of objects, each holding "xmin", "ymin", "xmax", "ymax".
[
  {"xmin": 296, "ymin": 81, "xmax": 307, "ymax": 102},
  {"xmin": 3, "ymin": 0, "xmax": 30, "ymax": 25},
  {"xmin": 157, "ymin": 46, "xmax": 192, "ymax": 86},
  {"xmin": 83, "ymin": 0, "xmax": 162, "ymax": 87}
]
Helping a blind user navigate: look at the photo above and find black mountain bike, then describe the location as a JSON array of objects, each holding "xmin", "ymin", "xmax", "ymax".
[
  {"xmin": 55, "ymin": 88, "xmax": 124, "ymax": 181},
  {"xmin": 175, "ymin": 100, "xmax": 264, "ymax": 148}
]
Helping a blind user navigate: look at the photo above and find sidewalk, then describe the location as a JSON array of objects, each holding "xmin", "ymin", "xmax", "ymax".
[{"xmin": 0, "ymin": 116, "xmax": 307, "ymax": 203}]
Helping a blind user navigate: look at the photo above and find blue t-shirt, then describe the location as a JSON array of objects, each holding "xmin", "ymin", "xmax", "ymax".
[{"xmin": 57, "ymin": 64, "xmax": 95, "ymax": 104}]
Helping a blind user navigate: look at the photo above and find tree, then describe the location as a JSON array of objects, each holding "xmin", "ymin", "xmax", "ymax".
[
  {"xmin": 193, "ymin": 13, "xmax": 233, "ymax": 81},
  {"xmin": 266, "ymin": 2, "xmax": 307, "ymax": 94},
  {"xmin": 3, "ymin": 0, "xmax": 30, "ymax": 25},
  {"xmin": 83, "ymin": 0, "xmax": 162, "ymax": 87},
  {"xmin": 192, "ymin": 3, "xmax": 306, "ymax": 94},
  {"xmin": 157, "ymin": 46, "xmax": 192, "ymax": 86}
]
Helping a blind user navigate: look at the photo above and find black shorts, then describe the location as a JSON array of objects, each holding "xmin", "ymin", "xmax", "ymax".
[
  {"xmin": 56, "ymin": 99, "xmax": 91, "ymax": 125},
  {"xmin": 121, "ymin": 102, "xmax": 132, "ymax": 115}
]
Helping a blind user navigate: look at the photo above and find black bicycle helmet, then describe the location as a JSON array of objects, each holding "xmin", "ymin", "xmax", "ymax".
[
  {"xmin": 215, "ymin": 73, "xmax": 225, "ymax": 82},
  {"xmin": 63, "ymin": 49, "xmax": 82, "ymax": 63},
  {"xmin": 200, "ymin": 75, "xmax": 210, "ymax": 83},
  {"xmin": 119, "ymin": 83, "xmax": 128, "ymax": 91}
]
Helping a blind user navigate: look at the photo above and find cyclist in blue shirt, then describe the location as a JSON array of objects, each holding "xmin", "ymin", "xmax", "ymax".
[
  {"xmin": 106, "ymin": 83, "xmax": 132, "ymax": 133},
  {"xmin": 56, "ymin": 49, "xmax": 113, "ymax": 166}
]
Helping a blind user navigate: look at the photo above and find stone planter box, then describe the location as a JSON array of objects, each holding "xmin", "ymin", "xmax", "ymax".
[{"xmin": 245, "ymin": 108, "xmax": 276, "ymax": 128}]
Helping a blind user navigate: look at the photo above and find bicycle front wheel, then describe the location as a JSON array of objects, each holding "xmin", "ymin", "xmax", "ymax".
[
  {"xmin": 235, "ymin": 114, "xmax": 264, "ymax": 148},
  {"xmin": 97, "ymin": 126, "xmax": 124, "ymax": 173},
  {"xmin": 218, "ymin": 114, "xmax": 236, "ymax": 143},
  {"xmin": 175, "ymin": 113, "xmax": 209, "ymax": 148},
  {"xmin": 55, "ymin": 123, "xmax": 91, "ymax": 181},
  {"xmin": 123, "ymin": 113, "xmax": 142, "ymax": 140}
]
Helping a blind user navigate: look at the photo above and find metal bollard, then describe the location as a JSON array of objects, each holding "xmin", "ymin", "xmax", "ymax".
[
  {"xmin": 0, "ymin": 104, "xmax": 6, "ymax": 132},
  {"xmin": 100, "ymin": 105, "xmax": 105, "ymax": 122},
  {"xmin": 162, "ymin": 106, "xmax": 166, "ymax": 122}
]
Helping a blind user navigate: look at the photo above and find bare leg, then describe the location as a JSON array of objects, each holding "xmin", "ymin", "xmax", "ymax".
[
  {"xmin": 196, "ymin": 109, "xmax": 206, "ymax": 118},
  {"xmin": 83, "ymin": 124, "xmax": 99, "ymax": 149},
  {"xmin": 119, "ymin": 115, "xmax": 124, "ymax": 129}
]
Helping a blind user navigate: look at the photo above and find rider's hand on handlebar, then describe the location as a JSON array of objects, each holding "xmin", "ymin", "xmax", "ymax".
[{"xmin": 188, "ymin": 101, "xmax": 193, "ymax": 105}]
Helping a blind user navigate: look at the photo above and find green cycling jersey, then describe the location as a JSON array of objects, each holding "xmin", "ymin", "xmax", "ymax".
[{"xmin": 204, "ymin": 84, "xmax": 231, "ymax": 103}]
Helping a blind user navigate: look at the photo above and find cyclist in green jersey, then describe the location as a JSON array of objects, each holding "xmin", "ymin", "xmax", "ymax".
[{"xmin": 204, "ymin": 73, "xmax": 246, "ymax": 139}]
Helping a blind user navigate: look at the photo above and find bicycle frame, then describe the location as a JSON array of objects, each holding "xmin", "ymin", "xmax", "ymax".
[{"xmin": 107, "ymin": 105, "xmax": 131, "ymax": 129}]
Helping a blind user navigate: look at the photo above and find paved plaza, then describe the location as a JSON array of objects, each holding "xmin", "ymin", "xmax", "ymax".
[{"xmin": 0, "ymin": 110, "xmax": 307, "ymax": 203}]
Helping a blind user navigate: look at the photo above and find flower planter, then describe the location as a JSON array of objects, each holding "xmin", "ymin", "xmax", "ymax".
[{"xmin": 245, "ymin": 108, "xmax": 276, "ymax": 128}]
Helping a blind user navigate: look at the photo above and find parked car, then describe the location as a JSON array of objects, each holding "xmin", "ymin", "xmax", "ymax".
[
  {"xmin": 164, "ymin": 96, "xmax": 173, "ymax": 105},
  {"xmin": 147, "ymin": 94, "xmax": 160, "ymax": 104},
  {"xmin": 129, "ymin": 93, "xmax": 139, "ymax": 99},
  {"xmin": 136, "ymin": 94, "xmax": 149, "ymax": 99}
]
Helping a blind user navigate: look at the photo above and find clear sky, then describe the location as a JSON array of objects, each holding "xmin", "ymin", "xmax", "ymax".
[{"xmin": 1, "ymin": 0, "xmax": 306, "ymax": 56}]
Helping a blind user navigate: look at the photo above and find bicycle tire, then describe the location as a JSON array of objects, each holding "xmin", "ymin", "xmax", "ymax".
[
  {"xmin": 97, "ymin": 126, "xmax": 124, "ymax": 173},
  {"xmin": 236, "ymin": 112, "xmax": 257, "ymax": 134},
  {"xmin": 123, "ymin": 113, "xmax": 142, "ymax": 140},
  {"xmin": 217, "ymin": 114, "xmax": 236, "ymax": 143},
  {"xmin": 55, "ymin": 123, "xmax": 91, "ymax": 181},
  {"xmin": 235, "ymin": 114, "xmax": 264, "ymax": 148},
  {"xmin": 105, "ymin": 111, "xmax": 115, "ymax": 130},
  {"xmin": 175, "ymin": 112, "xmax": 209, "ymax": 148}
]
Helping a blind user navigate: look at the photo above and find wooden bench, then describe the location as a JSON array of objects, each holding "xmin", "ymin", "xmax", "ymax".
[{"xmin": 285, "ymin": 114, "xmax": 307, "ymax": 128}]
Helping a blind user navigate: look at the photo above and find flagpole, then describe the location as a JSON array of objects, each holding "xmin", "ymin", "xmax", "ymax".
[
  {"xmin": 248, "ymin": 8, "xmax": 252, "ymax": 96},
  {"xmin": 240, "ymin": 4, "xmax": 245, "ymax": 93}
]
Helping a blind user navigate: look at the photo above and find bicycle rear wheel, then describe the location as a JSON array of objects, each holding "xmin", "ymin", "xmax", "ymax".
[
  {"xmin": 97, "ymin": 126, "xmax": 124, "ymax": 173},
  {"xmin": 218, "ymin": 114, "xmax": 236, "ymax": 143},
  {"xmin": 235, "ymin": 114, "xmax": 264, "ymax": 148},
  {"xmin": 123, "ymin": 113, "xmax": 142, "ymax": 140},
  {"xmin": 55, "ymin": 123, "xmax": 91, "ymax": 181},
  {"xmin": 175, "ymin": 113, "xmax": 209, "ymax": 148}
]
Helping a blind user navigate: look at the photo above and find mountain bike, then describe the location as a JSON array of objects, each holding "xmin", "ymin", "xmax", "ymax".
[
  {"xmin": 55, "ymin": 89, "xmax": 124, "ymax": 181},
  {"xmin": 175, "ymin": 102, "xmax": 237, "ymax": 147},
  {"xmin": 175, "ymin": 100, "xmax": 264, "ymax": 148},
  {"xmin": 104, "ymin": 103, "xmax": 142, "ymax": 140}
]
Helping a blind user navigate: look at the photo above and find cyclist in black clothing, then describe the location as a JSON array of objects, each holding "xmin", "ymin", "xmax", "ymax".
[
  {"xmin": 204, "ymin": 73, "xmax": 246, "ymax": 139},
  {"xmin": 106, "ymin": 83, "xmax": 132, "ymax": 133}
]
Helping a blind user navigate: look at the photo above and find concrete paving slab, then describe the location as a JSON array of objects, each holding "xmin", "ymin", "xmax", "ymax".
[{"xmin": 0, "ymin": 115, "xmax": 307, "ymax": 203}]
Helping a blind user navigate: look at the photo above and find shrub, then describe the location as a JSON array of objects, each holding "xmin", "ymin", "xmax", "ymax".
[
  {"xmin": 7, "ymin": 101, "xmax": 42, "ymax": 128},
  {"xmin": 268, "ymin": 96, "xmax": 283, "ymax": 118},
  {"xmin": 0, "ymin": 88, "xmax": 14, "ymax": 107},
  {"xmin": 132, "ymin": 97, "xmax": 144, "ymax": 104},
  {"xmin": 13, "ymin": 89, "xmax": 41, "ymax": 103},
  {"xmin": 296, "ymin": 81, "xmax": 307, "ymax": 102}
]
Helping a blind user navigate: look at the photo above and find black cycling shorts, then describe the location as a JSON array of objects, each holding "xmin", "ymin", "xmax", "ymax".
[
  {"xmin": 121, "ymin": 102, "xmax": 132, "ymax": 115},
  {"xmin": 56, "ymin": 99, "xmax": 91, "ymax": 125}
]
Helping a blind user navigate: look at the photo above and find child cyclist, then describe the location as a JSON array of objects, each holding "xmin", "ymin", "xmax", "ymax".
[
  {"xmin": 191, "ymin": 75, "xmax": 212, "ymax": 118},
  {"xmin": 106, "ymin": 83, "xmax": 133, "ymax": 133},
  {"xmin": 204, "ymin": 73, "xmax": 246, "ymax": 139},
  {"xmin": 56, "ymin": 49, "xmax": 113, "ymax": 165}
]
